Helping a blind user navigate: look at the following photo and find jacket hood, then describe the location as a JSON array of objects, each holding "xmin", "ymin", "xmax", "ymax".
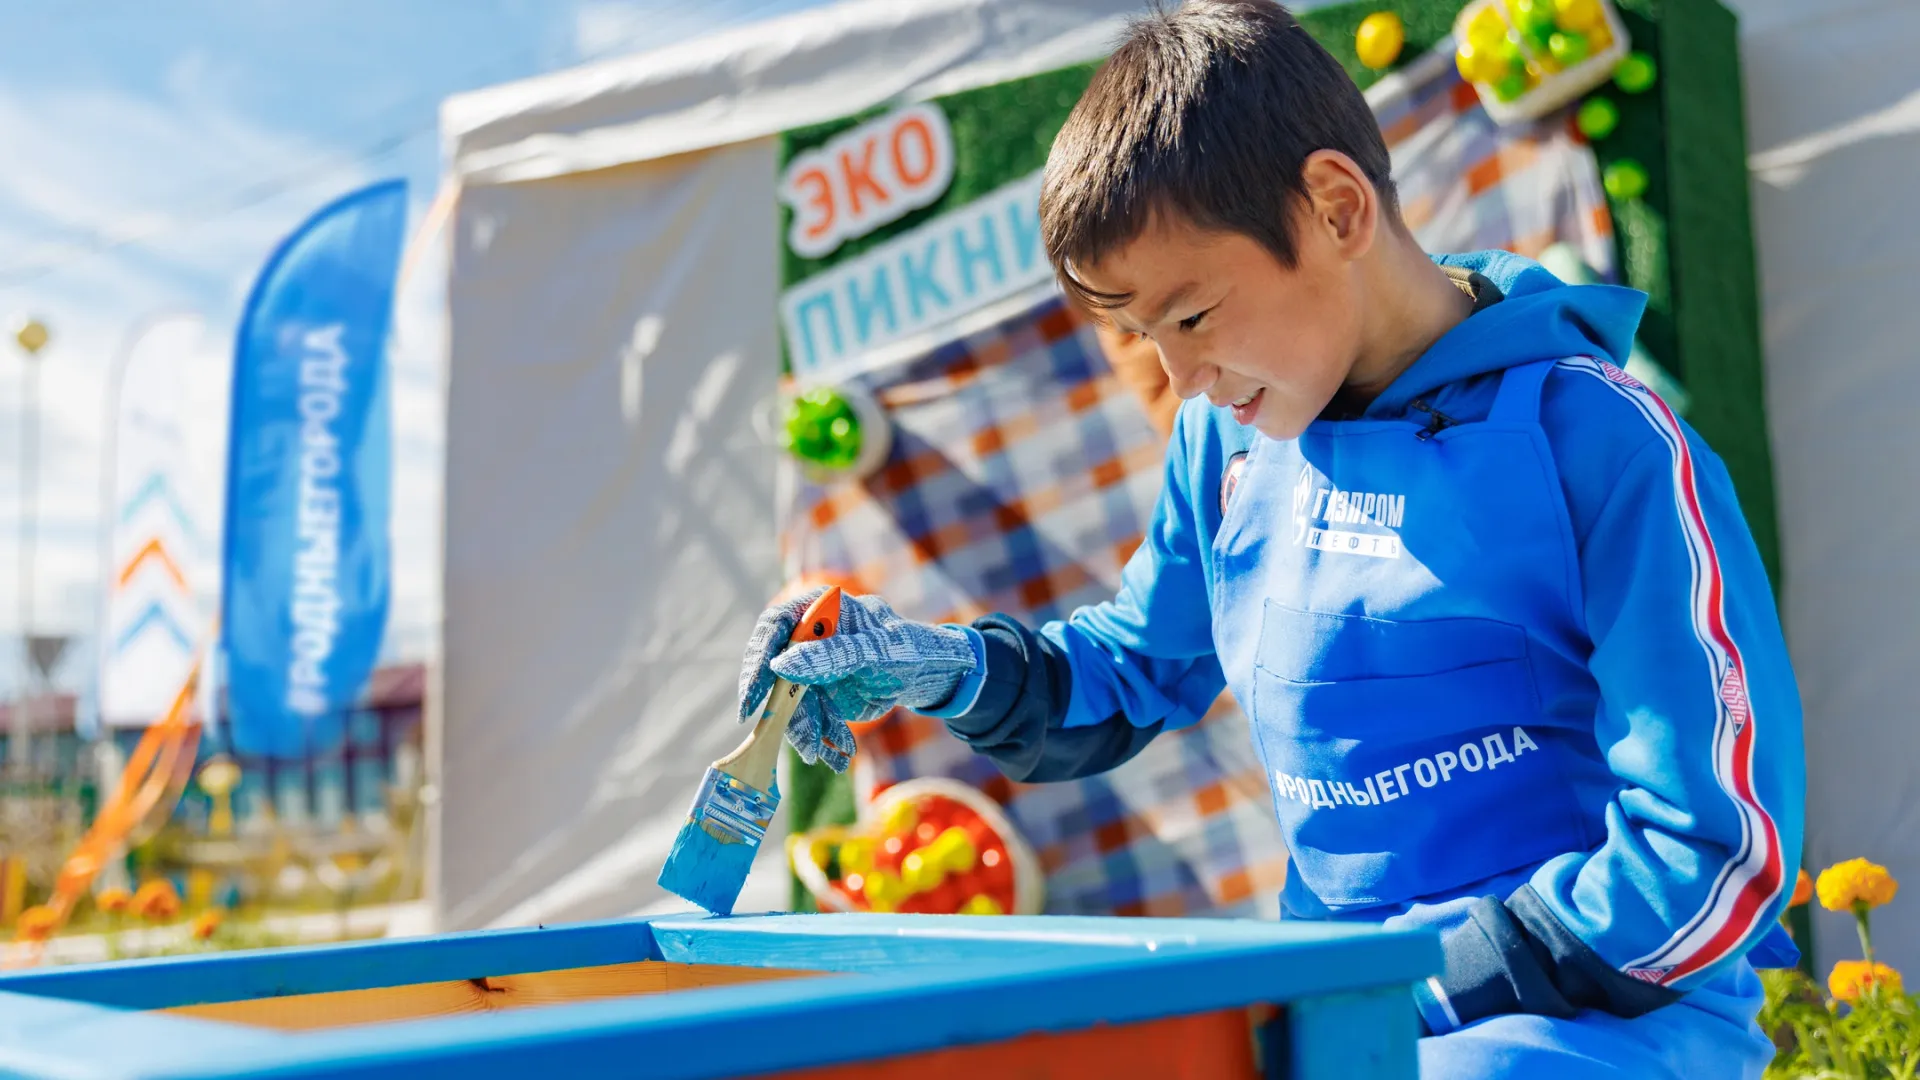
[{"xmin": 1367, "ymin": 250, "xmax": 1647, "ymax": 416}]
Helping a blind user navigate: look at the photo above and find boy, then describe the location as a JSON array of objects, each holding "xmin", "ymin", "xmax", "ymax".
[{"xmin": 736, "ymin": 2, "xmax": 1803, "ymax": 1075}]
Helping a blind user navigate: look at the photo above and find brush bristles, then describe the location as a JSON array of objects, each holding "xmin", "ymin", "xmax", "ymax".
[{"xmin": 656, "ymin": 767, "xmax": 780, "ymax": 915}]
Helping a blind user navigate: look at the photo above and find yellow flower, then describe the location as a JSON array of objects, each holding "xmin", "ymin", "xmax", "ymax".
[
  {"xmin": 95, "ymin": 887, "xmax": 132, "ymax": 916},
  {"xmin": 190, "ymin": 910, "xmax": 224, "ymax": 941},
  {"xmin": 14, "ymin": 905, "xmax": 60, "ymax": 943},
  {"xmin": 132, "ymin": 879, "xmax": 181, "ymax": 922},
  {"xmin": 1817, "ymin": 859, "xmax": 1899, "ymax": 912},
  {"xmin": 1791, "ymin": 869, "xmax": 1813, "ymax": 907},
  {"xmin": 1829, "ymin": 959, "xmax": 1903, "ymax": 1003}
]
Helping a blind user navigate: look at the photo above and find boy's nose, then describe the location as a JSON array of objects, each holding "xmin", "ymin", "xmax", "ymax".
[{"xmin": 1161, "ymin": 346, "xmax": 1216, "ymax": 400}]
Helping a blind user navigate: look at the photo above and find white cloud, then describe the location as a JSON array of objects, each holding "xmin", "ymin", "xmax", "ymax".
[{"xmin": 0, "ymin": 73, "xmax": 439, "ymax": 699}]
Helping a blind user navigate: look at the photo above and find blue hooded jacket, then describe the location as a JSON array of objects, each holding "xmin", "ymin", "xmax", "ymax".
[{"xmin": 929, "ymin": 251, "xmax": 1806, "ymax": 1032}]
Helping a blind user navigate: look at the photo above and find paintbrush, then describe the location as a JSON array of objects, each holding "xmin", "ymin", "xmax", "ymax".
[{"xmin": 658, "ymin": 586, "xmax": 844, "ymax": 915}]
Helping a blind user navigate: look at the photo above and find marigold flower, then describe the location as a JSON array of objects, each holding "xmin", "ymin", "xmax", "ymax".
[
  {"xmin": 1817, "ymin": 858, "xmax": 1899, "ymax": 912},
  {"xmin": 95, "ymin": 887, "xmax": 132, "ymax": 916},
  {"xmin": 132, "ymin": 879, "xmax": 181, "ymax": 922},
  {"xmin": 1829, "ymin": 959, "xmax": 1903, "ymax": 1003},
  {"xmin": 190, "ymin": 910, "xmax": 223, "ymax": 941},
  {"xmin": 14, "ymin": 905, "xmax": 60, "ymax": 943},
  {"xmin": 1791, "ymin": 868, "xmax": 1813, "ymax": 907}
]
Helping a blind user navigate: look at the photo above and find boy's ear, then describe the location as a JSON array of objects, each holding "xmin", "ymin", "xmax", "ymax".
[{"xmin": 1299, "ymin": 149, "xmax": 1378, "ymax": 261}]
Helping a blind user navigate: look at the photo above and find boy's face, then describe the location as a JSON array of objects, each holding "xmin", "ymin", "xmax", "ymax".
[{"xmin": 1073, "ymin": 200, "xmax": 1367, "ymax": 441}]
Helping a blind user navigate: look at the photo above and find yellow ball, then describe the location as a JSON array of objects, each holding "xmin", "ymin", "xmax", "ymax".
[
  {"xmin": 960, "ymin": 894, "xmax": 1005, "ymax": 916},
  {"xmin": 1355, "ymin": 12, "xmax": 1405, "ymax": 70},
  {"xmin": 1466, "ymin": 5, "xmax": 1511, "ymax": 52},
  {"xmin": 932, "ymin": 827, "xmax": 978, "ymax": 873},
  {"xmin": 838, "ymin": 836, "xmax": 875, "ymax": 875},
  {"xmin": 1455, "ymin": 42, "xmax": 1506, "ymax": 84},
  {"xmin": 1554, "ymin": 0, "xmax": 1606, "ymax": 33},
  {"xmin": 880, "ymin": 800, "xmax": 918, "ymax": 837},
  {"xmin": 900, "ymin": 851, "xmax": 946, "ymax": 893},
  {"xmin": 863, "ymin": 869, "xmax": 905, "ymax": 908}
]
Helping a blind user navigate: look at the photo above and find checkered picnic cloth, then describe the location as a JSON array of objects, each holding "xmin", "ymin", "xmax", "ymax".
[
  {"xmin": 1375, "ymin": 49, "xmax": 1618, "ymax": 279},
  {"xmin": 777, "ymin": 52, "xmax": 1617, "ymax": 920}
]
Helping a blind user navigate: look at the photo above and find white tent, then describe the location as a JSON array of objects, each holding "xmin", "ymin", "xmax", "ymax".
[
  {"xmin": 1728, "ymin": 0, "xmax": 1920, "ymax": 973},
  {"xmin": 433, "ymin": 0, "xmax": 1920, "ymax": 977}
]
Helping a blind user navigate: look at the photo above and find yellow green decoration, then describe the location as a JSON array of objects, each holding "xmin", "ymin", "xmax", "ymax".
[
  {"xmin": 1614, "ymin": 50, "xmax": 1657, "ymax": 94},
  {"xmin": 1547, "ymin": 30, "xmax": 1590, "ymax": 67},
  {"xmin": 1575, "ymin": 96, "xmax": 1619, "ymax": 140},
  {"xmin": 1553, "ymin": 0, "xmax": 1606, "ymax": 32},
  {"xmin": 781, "ymin": 386, "xmax": 864, "ymax": 470},
  {"xmin": 1603, "ymin": 158, "xmax": 1649, "ymax": 201},
  {"xmin": 1355, "ymin": 12, "xmax": 1405, "ymax": 70},
  {"xmin": 1511, "ymin": 0, "xmax": 1558, "ymax": 51},
  {"xmin": 1455, "ymin": 0, "xmax": 1620, "ymax": 104}
]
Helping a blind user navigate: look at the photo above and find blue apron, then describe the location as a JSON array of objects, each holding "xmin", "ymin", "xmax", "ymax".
[{"xmin": 1212, "ymin": 360, "xmax": 1615, "ymax": 913}]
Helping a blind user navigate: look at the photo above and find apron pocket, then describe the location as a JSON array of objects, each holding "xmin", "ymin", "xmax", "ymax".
[{"xmin": 1251, "ymin": 602, "xmax": 1583, "ymax": 908}]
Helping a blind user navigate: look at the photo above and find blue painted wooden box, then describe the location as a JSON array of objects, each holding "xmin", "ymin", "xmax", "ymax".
[{"xmin": 0, "ymin": 913, "xmax": 1439, "ymax": 1079}]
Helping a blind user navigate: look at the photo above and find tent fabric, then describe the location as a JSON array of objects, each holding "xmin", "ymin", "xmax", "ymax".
[
  {"xmin": 441, "ymin": 0, "xmax": 1142, "ymax": 186},
  {"xmin": 434, "ymin": 140, "xmax": 792, "ymax": 928},
  {"xmin": 1729, "ymin": 0, "xmax": 1920, "ymax": 975}
]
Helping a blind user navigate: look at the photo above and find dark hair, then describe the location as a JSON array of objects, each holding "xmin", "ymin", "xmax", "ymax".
[{"xmin": 1040, "ymin": 0, "xmax": 1397, "ymax": 309}]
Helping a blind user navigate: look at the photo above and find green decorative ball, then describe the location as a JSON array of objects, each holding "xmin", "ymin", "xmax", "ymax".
[
  {"xmin": 1603, "ymin": 158, "xmax": 1650, "ymax": 201},
  {"xmin": 1614, "ymin": 51, "xmax": 1658, "ymax": 94},
  {"xmin": 1493, "ymin": 71, "xmax": 1530, "ymax": 103},
  {"xmin": 1547, "ymin": 30, "xmax": 1590, "ymax": 67},
  {"xmin": 782, "ymin": 387, "xmax": 863, "ymax": 470},
  {"xmin": 1576, "ymin": 96, "xmax": 1620, "ymax": 140},
  {"xmin": 1513, "ymin": 0, "xmax": 1558, "ymax": 37},
  {"xmin": 1498, "ymin": 37, "xmax": 1528, "ymax": 75}
]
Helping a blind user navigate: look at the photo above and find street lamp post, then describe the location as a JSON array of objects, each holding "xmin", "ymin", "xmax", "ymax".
[{"xmin": 10, "ymin": 316, "xmax": 49, "ymax": 777}]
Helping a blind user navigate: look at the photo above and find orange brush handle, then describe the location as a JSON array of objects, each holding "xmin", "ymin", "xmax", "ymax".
[{"xmin": 789, "ymin": 586, "xmax": 842, "ymax": 646}]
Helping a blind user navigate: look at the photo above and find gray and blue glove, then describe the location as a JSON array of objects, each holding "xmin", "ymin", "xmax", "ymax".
[{"xmin": 737, "ymin": 588, "xmax": 979, "ymax": 773}]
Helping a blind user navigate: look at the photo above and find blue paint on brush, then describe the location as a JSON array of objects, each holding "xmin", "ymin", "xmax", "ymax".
[{"xmin": 658, "ymin": 767, "xmax": 781, "ymax": 915}]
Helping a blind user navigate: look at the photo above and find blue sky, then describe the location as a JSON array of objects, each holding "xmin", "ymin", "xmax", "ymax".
[{"xmin": 0, "ymin": 0, "xmax": 834, "ymax": 702}]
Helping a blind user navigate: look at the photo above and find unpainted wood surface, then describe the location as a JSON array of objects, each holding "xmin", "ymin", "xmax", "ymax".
[{"xmin": 161, "ymin": 960, "xmax": 825, "ymax": 1031}]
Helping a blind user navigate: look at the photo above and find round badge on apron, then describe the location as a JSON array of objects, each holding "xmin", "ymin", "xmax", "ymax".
[{"xmin": 1220, "ymin": 451, "xmax": 1249, "ymax": 515}]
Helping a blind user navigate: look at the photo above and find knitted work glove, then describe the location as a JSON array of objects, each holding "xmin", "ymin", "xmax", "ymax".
[{"xmin": 737, "ymin": 588, "xmax": 976, "ymax": 773}]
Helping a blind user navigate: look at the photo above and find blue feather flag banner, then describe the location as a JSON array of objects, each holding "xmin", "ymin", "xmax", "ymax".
[{"xmin": 222, "ymin": 180, "xmax": 406, "ymax": 757}]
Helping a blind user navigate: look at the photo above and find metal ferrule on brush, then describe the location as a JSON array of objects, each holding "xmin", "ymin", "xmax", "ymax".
[{"xmin": 687, "ymin": 767, "xmax": 779, "ymax": 845}]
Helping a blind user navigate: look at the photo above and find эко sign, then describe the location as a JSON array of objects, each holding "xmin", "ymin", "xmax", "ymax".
[{"xmin": 779, "ymin": 103, "xmax": 956, "ymax": 260}]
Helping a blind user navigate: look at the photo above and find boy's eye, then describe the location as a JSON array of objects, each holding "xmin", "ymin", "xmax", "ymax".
[{"xmin": 1178, "ymin": 307, "xmax": 1212, "ymax": 332}]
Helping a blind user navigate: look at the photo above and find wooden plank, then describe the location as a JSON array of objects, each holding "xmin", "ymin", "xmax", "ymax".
[
  {"xmin": 649, "ymin": 912, "xmax": 1440, "ymax": 996},
  {"xmin": 163, "ymin": 961, "xmax": 825, "ymax": 1031},
  {"xmin": 1288, "ymin": 986, "xmax": 1421, "ymax": 1080},
  {"xmin": 0, "ymin": 915, "xmax": 657, "ymax": 1010},
  {"xmin": 771, "ymin": 1007, "xmax": 1262, "ymax": 1080},
  {"xmin": 0, "ymin": 919, "xmax": 1440, "ymax": 1079}
]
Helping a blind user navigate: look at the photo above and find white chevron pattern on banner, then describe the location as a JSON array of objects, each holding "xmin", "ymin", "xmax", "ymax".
[{"xmin": 98, "ymin": 315, "xmax": 216, "ymax": 729}]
